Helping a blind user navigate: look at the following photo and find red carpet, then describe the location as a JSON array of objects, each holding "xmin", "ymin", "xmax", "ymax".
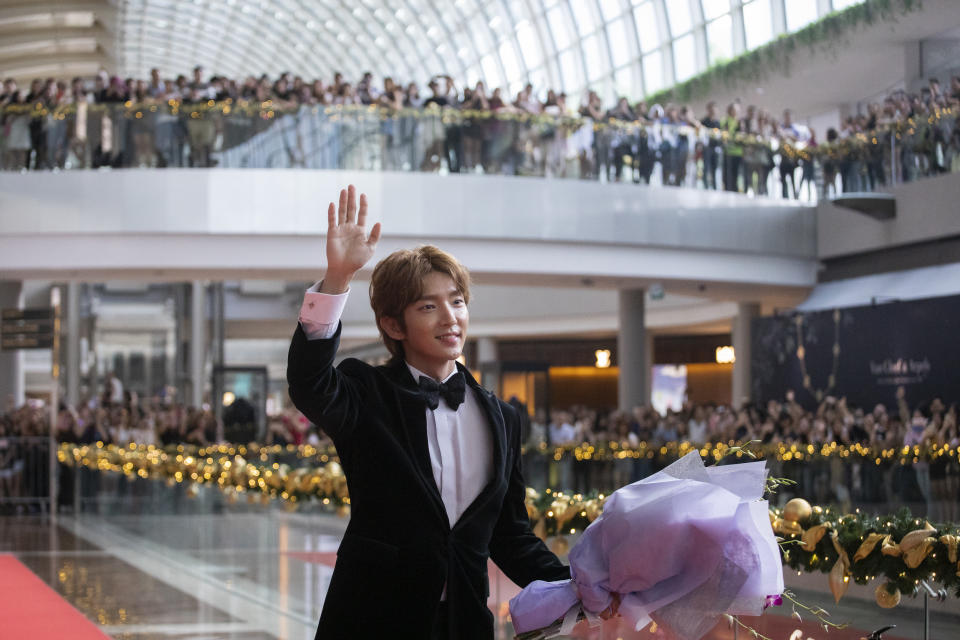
[
  {"xmin": 0, "ymin": 554, "xmax": 112, "ymax": 640},
  {"xmin": 282, "ymin": 550, "xmax": 338, "ymax": 567}
]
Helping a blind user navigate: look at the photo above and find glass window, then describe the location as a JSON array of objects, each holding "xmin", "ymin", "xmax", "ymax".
[
  {"xmin": 666, "ymin": 0, "xmax": 692, "ymax": 36},
  {"xmin": 701, "ymin": 0, "xmax": 730, "ymax": 21},
  {"xmin": 598, "ymin": 0, "xmax": 624, "ymax": 22},
  {"xmin": 672, "ymin": 32, "xmax": 696, "ymax": 82},
  {"xmin": 582, "ymin": 33, "xmax": 606, "ymax": 82},
  {"xmin": 499, "ymin": 40, "xmax": 523, "ymax": 85},
  {"xmin": 706, "ymin": 13, "xmax": 733, "ymax": 63},
  {"xmin": 607, "ymin": 16, "xmax": 632, "ymax": 68},
  {"xmin": 742, "ymin": 0, "xmax": 773, "ymax": 50},
  {"xmin": 547, "ymin": 5, "xmax": 573, "ymax": 50},
  {"xmin": 570, "ymin": 1, "xmax": 597, "ymax": 36},
  {"xmin": 464, "ymin": 65, "xmax": 482, "ymax": 87},
  {"xmin": 614, "ymin": 65, "xmax": 635, "ymax": 100},
  {"xmin": 472, "ymin": 26, "xmax": 491, "ymax": 53},
  {"xmin": 481, "ymin": 53, "xmax": 503, "ymax": 89},
  {"xmin": 559, "ymin": 48, "xmax": 583, "ymax": 92},
  {"xmin": 593, "ymin": 76, "xmax": 614, "ymax": 105},
  {"xmin": 785, "ymin": 0, "xmax": 820, "ymax": 31},
  {"xmin": 831, "ymin": 0, "xmax": 865, "ymax": 10},
  {"xmin": 642, "ymin": 49, "xmax": 664, "ymax": 94},
  {"xmin": 633, "ymin": 1, "xmax": 659, "ymax": 53},
  {"xmin": 527, "ymin": 66, "xmax": 549, "ymax": 93},
  {"xmin": 515, "ymin": 20, "xmax": 543, "ymax": 69}
]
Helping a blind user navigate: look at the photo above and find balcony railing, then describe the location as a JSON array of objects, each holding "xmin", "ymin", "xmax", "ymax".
[{"xmin": 3, "ymin": 101, "xmax": 956, "ymax": 199}]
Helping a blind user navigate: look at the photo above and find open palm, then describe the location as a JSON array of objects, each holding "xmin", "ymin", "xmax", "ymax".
[{"xmin": 326, "ymin": 185, "xmax": 381, "ymax": 277}]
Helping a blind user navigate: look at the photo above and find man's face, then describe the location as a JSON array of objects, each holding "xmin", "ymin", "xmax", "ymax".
[{"xmin": 386, "ymin": 271, "xmax": 468, "ymax": 375}]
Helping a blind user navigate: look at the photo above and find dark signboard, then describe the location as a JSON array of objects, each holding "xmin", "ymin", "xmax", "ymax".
[
  {"xmin": 751, "ymin": 294, "xmax": 960, "ymax": 410},
  {"xmin": 1, "ymin": 308, "xmax": 56, "ymax": 351}
]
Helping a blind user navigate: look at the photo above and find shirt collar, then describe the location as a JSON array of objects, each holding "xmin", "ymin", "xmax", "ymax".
[{"xmin": 406, "ymin": 362, "xmax": 459, "ymax": 384}]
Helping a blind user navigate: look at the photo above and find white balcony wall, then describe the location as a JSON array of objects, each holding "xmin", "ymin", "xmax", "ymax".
[{"xmin": 0, "ymin": 169, "xmax": 816, "ymax": 292}]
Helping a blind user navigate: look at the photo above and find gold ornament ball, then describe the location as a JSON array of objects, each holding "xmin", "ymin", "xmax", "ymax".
[
  {"xmin": 585, "ymin": 500, "xmax": 603, "ymax": 523},
  {"xmin": 783, "ymin": 498, "xmax": 812, "ymax": 523},
  {"xmin": 875, "ymin": 583, "xmax": 901, "ymax": 609},
  {"xmin": 549, "ymin": 536, "xmax": 570, "ymax": 556},
  {"xmin": 525, "ymin": 501, "xmax": 539, "ymax": 522}
]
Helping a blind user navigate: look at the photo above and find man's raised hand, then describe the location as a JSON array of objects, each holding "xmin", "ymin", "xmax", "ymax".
[{"xmin": 321, "ymin": 185, "xmax": 381, "ymax": 294}]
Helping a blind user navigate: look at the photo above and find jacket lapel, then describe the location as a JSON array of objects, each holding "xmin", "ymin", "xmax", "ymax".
[
  {"xmin": 455, "ymin": 365, "xmax": 507, "ymax": 527},
  {"xmin": 382, "ymin": 361, "xmax": 449, "ymax": 528}
]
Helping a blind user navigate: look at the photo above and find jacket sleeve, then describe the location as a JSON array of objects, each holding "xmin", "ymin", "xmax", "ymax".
[
  {"xmin": 286, "ymin": 322, "xmax": 364, "ymax": 443},
  {"xmin": 488, "ymin": 403, "xmax": 570, "ymax": 587}
]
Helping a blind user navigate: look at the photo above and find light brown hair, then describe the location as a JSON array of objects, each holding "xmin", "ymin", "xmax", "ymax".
[{"xmin": 369, "ymin": 245, "xmax": 471, "ymax": 362}]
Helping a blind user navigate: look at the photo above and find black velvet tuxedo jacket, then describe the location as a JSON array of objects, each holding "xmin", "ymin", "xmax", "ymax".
[{"xmin": 287, "ymin": 323, "xmax": 569, "ymax": 639}]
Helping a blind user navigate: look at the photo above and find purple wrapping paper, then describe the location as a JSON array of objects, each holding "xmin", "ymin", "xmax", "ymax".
[{"xmin": 510, "ymin": 452, "xmax": 784, "ymax": 638}]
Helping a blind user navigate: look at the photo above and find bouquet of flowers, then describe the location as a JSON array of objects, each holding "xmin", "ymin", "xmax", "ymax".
[{"xmin": 510, "ymin": 452, "xmax": 784, "ymax": 639}]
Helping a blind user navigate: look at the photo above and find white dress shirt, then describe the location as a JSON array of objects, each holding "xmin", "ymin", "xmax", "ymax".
[{"xmin": 299, "ymin": 283, "xmax": 494, "ymax": 528}]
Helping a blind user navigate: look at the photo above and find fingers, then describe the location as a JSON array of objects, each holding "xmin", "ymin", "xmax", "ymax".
[
  {"xmin": 346, "ymin": 184, "xmax": 357, "ymax": 223},
  {"xmin": 327, "ymin": 202, "xmax": 336, "ymax": 229},
  {"xmin": 338, "ymin": 188, "xmax": 347, "ymax": 225},
  {"xmin": 366, "ymin": 221, "xmax": 381, "ymax": 246},
  {"xmin": 357, "ymin": 193, "xmax": 368, "ymax": 226}
]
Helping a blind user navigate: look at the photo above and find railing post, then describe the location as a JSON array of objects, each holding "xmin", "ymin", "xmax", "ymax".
[
  {"xmin": 49, "ymin": 286, "xmax": 61, "ymax": 523},
  {"xmin": 889, "ymin": 133, "xmax": 897, "ymax": 187},
  {"xmin": 919, "ymin": 580, "xmax": 946, "ymax": 640}
]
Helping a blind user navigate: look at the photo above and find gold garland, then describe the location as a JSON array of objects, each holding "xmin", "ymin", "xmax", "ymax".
[
  {"xmin": 3, "ymin": 101, "xmax": 953, "ymax": 160},
  {"xmin": 771, "ymin": 498, "xmax": 960, "ymax": 607},
  {"xmin": 60, "ymin": 443, "xmax": 960, "ymax": 607},
  {"xmin": 61, "ymin": 439, "xmax": 960, "ymax": 466},
  {"xmin": 539, "ymin": 440, "xmax": 960, "ymax": 466}
]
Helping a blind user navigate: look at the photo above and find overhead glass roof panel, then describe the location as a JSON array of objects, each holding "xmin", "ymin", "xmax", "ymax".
[{"xmin": 2, "ymin": 1, "xmax": 863, "ymax": 103}]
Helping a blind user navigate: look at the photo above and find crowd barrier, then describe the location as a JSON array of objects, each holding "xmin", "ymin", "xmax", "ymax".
[
  {"xmin": 29, "ymin": 442, "xmax": 960, "ymax": 639},
  {"xmin": 1, "ymin": 438, "xmax": 955, "ymax": 518},
  {"xmin": 37, "ymin": 441, "xmax": 959, "ymax": 521},
  {"xmin": 2, "ymin": 101, "xmax": 956, "ymax": 199},
  {"xmin": 0, "ymin": 436, "xmax": 53, "ymax": 514}
]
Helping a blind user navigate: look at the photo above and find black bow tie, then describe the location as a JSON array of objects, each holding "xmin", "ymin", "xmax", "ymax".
[{"xmin": 418, "ymin": 372, "xmax": 466, "ymax": 411}]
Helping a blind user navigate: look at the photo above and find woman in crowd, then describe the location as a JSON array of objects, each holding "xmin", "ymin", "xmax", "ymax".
[
  {"xmin": 721, "ymin": 102, "xmax": 743, "ymax": 192},
  {"xmin": 1, "ymin": 79, "xmax": 31, "ymax": 170}
]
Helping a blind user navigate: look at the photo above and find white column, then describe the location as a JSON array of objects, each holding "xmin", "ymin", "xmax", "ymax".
[
  {"xmin": 190, "ymin": 280, "xmax": 206, "ymax": 407},
  {"xmin": 617, "ymin": 289, "xmax": 647, "ymax": 413},
  {"xmin": 0, "ymin": 281, "xmax": 25, "ymax": 408},
  {"xmin": 732, "ymin": 302, "xmax": 760, "ymax": 409},
  {"xmin": 65, "ymin": 282, "xmax": 81, "ymax": 408},
  {"xmin": 644, "ymin": 330, "xmax": 655, "ymax": 407},
  {"xmin": 476, "ymin": 336, "xmax": 498, "ymax": 393}
]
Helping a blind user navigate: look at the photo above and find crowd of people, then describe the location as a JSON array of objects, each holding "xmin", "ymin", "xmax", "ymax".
[
  {"xmin": 0, "ymin": 395, "xmax": 323, "ymax": 449},
  {"xmin": 2, "ymin": 381, "xmax": 957, "ymax": 519},
  {"xmin": 529, "ymin": 387, "xmax": 959, "ymax": 521},
  {"xmin": 2, "ymin": 67, "xmax": 959, "ymax": 196}
]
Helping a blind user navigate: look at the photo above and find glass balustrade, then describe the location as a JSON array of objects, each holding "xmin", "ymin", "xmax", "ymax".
[{"xmin": 3, "ymin": 101, "xmax": 957, "ymax": 201}]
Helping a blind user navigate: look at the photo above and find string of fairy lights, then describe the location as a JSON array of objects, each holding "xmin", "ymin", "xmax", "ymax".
[
  {"xmin": 66, "ymin": 439, "xmax": 958, "ymax": 465},
  {"xmin": 59, "ymin": 442, "xmax": 960, "ymax": 608}
]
